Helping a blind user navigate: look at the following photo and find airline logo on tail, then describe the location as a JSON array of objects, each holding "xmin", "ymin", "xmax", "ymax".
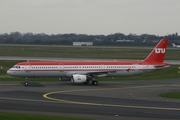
[
  {"xmin": 143, "ymin": 39, "xmax": 168, "ymax": 63},
  {"xmin": 155, "ymin": 48, "xmax": 166, "ymax": 54}
]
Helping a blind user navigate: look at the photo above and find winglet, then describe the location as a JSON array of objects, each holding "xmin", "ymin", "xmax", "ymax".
[{"xmin": 143, "ymin": 39, "xmax": 168, "ymax": 63}]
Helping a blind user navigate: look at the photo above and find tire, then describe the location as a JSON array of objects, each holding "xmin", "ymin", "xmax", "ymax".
[
  {"xmin": 24, "ymin": 82, "xmax": 28, "ymax": 86},
  {"xmin": 92, "ymin": 80, "xmax": 98, "ymax": 85}
]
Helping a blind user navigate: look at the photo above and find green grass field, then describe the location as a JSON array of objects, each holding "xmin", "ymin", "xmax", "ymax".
[
  {"xmin": 0, "ymin": 112, "xmax": 90, "ymax": 120},
  {"xmin": 158, "ymin": 92, "xmax": 180, "ymax": 99},
  {"xmin": 0, "ymin": 45, "xmax": 180, "ymax": 60}
]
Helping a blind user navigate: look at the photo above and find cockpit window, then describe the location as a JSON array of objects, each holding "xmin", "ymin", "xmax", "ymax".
[{"xmin": 13, "ymin": 66, "xmax": 20, "ymax": 69}]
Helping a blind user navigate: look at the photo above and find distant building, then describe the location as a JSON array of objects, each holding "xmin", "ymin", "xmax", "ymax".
[
  {"xmin": 3, "ymin": 33, "xmax": 8, "ymax": 40},
  {"xmin": 73, "ymin": 42, "xmax": 93, "ymax": 46},
  {"xmin": 116, "ymin": 40, "xmax": 134, "ymax": 42}
]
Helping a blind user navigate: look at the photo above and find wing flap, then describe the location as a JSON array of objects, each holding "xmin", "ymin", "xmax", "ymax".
[{"xmin": 82, "ymin": 70, "xmax": 117, "ymax": 77}]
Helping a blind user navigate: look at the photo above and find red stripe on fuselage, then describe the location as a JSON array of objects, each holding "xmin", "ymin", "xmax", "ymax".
[{"xmin": 15, "ymin": 61, "xmax": 165, "ymax": 66}]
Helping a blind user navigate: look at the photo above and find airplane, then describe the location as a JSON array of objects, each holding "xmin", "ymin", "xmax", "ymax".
[
  {"xmin": 172, "ymin": 43, "xmax": 180, "ymax": 48},
  {"xmin": 7, "ymin": 39, "xmax": 169, "ymax": 86}
]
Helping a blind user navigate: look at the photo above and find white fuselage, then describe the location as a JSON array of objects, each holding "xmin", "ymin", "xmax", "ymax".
[{"xmin": 7, "ymin": 63, "xmax": 161, "ymax": 78}]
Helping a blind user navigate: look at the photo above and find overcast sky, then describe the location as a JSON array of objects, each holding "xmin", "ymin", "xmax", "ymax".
[{"xmin": 1, "ymin": 0, "xmax": 180, "ymax": 35}]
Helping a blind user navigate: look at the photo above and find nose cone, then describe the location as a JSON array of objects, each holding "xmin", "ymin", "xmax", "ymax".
[
  {"xmin": 7, "ymin": 69, "xmax": 13, "ymax": 76},
  {"xmin": 7, "ymin": 69, "xmax": 10, "ymax": 75}
]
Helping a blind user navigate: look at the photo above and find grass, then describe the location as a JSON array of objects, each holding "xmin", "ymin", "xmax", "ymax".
[
  {"xmin": 0, "ymin": 45, "xmax": 180, "ymax": 60},
  {"xmin": 0, "ymin": 112, "xmax": 90, "ymax": 120},
  {"xmin": 158, "ymin": 92, "xmax": 180, "ymax": 99}
]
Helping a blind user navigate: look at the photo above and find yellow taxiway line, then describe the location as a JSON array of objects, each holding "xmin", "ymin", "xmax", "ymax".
[
  {"xmin": 43, "ymin": 84, "xmax": 180, "ymax": 111},
  {"xmin": 0, "ymin": 84, "xmax": 179, "ymax": 111}
]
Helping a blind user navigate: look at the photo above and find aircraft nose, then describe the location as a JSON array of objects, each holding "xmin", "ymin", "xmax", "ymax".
[
  {"xmin": 7, "ymin": 69, "xmax": 13, "ymax": 76},
  {"xmin": 7, "ymin": 70, "xmax": 10, "ymax": 75}
]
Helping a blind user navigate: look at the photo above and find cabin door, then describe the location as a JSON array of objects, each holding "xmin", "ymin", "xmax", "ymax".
[
  {"xmin": 101, "ymin": 64, "xmax": 105, "ymax": 69},
  {"xmin": 143, "ymin": 62, "xmax": 147, "ymax": 71},
  {"xmin": 25, "ymin": 64, "xmax": 30, "ymax": 72},
  {"xmin": 59, "ymin": 63, "xmax": 64, "ymax": 71}
]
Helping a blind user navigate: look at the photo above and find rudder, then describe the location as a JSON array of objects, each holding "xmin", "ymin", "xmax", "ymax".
[{"xmin": 143, "ymin": 39, "xmax": 168, "ymax": 63}]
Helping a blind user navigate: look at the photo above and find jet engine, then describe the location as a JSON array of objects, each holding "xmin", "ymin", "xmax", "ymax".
[{"xmin": 71, "ymin": 74, "xmax": 87, "ymax": 83}]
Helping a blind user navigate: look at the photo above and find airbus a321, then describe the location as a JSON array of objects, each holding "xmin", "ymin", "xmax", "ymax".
[{"xmin": 7, "ymin": 39, "xmax": 169, "ymax": 86}]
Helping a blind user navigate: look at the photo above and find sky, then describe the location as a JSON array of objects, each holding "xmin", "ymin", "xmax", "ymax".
[{"xmin": 1, "ymin": 0, "xmax": 180, "ymax": 35}]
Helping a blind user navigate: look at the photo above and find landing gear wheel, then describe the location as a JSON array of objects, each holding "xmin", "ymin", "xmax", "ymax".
[
  {"xmin": 92, "ymin": 80, "xmax": 98, "ymax": 85},
  {"xmin": 24, "ymin": 81, "xmax": 29, "ymax": 86},
  {"xmin": 24, "ymin": 77, "xmax": 29, "ymax": 86}
]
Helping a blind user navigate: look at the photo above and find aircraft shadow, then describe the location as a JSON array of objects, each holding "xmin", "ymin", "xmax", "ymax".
[{"xmin": 20, "ymin": 82, "xmax": 44, "ymax": 87}]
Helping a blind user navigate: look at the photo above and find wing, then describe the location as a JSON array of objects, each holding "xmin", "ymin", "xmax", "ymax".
[
  {"xmin": 81, "ymin": 70, "xmax": 117, "ymax": 77},
  {"xmin": 65, "ymin": 70, "xmax": 117, "ymax": 78}
]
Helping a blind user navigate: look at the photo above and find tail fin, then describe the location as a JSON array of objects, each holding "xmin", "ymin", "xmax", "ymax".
[
  {"xmin": 143, "ymin": 39, "xmax": 168, "ymax": 63},
  {"xmin": 172, "ymin": 43, "xmax": 176, "ymax": 47}
]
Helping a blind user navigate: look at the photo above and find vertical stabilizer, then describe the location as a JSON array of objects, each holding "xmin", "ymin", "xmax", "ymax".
[
  {"xmin": 172, "ymin": 43, "xmax": 176, "ymax": 47},
  {"xmin": 143, "ymin": 39, "xmax": 168, "ymax": 63}
]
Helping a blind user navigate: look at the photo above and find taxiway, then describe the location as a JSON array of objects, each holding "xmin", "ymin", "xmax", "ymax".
[{"xmin": 0, "ymin": 79, "xmax": 180, "ymax": 120}]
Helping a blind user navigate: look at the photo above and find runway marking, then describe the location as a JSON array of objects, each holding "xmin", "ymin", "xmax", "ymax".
[
  {"xmin": 0, "ymin": 84, "xmax": 180, "ymax": 111},
  {"xmin": 43, "ymin": 84, "xmax": 180, "ymax": 111}
]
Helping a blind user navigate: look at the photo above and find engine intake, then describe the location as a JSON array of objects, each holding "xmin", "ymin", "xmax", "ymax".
[{"xmin": 71, "ymin": 74, "xmax": 87, "ymax": 83}]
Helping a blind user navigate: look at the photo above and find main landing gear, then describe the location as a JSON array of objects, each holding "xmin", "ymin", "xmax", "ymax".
[
  {"xmin": 84, "ymin": 77, "xmax": 98, "ymax": 86},
  {"xmin": 92, "ymin": 80, "xmax": 98, "ymax": 85},
  {"xmin": 84, "ymin": 80, "xmax": 98, "ymax": 85},
  {"xmin": 91, "ymin": 77, "xmax": 98, "ymax": 85}
]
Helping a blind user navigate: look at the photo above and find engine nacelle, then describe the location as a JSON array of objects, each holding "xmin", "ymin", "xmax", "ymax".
[{"xmin": 71, "ymin": 74, "xmax": 87, "ymax": 83}]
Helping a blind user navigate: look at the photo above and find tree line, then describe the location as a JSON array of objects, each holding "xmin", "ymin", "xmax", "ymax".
[{"xmin": 0, "ymin": 32, "xmax": 179, "ymax": 46}]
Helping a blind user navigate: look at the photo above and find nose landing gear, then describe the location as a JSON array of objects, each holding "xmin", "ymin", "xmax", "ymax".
[{"xmin": 24, "ymin": 77, "xmax": 29, "ymax": 86}]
